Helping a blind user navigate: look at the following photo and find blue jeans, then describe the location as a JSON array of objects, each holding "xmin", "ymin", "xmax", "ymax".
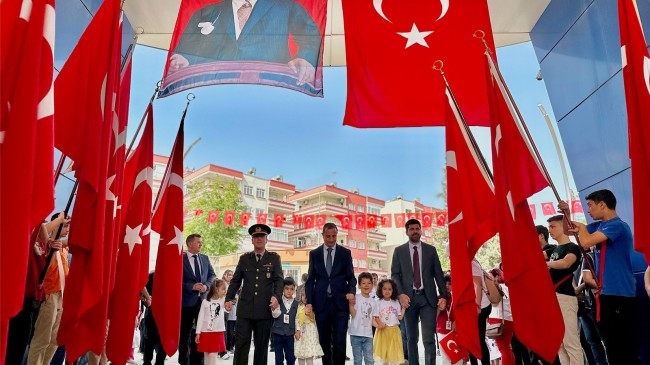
[
  {"xmin": 579, "ymin": 306, "xmax": 607, "ymax": 365},
  {"xmin": 350, "ymin": 335, "xmax": 373, "ymax": 365},
  {"xmin": 273, "ymin": 333, "xmax": 295, "ymax": 365}
]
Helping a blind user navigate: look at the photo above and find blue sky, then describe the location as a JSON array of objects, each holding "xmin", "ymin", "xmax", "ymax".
[{"xmin": 116, "ymin": 41, "xmax": 579, "ymax": 224}]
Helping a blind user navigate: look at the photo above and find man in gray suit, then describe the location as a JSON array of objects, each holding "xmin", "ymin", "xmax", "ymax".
[{"xmin": 391, "ymin": 219, "xmax": 447, "ymax": 365}]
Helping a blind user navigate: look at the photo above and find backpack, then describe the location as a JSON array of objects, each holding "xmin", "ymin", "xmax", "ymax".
[{"xmin": 483, "ymin": 271, "xmax": 503, "ymax": 305}]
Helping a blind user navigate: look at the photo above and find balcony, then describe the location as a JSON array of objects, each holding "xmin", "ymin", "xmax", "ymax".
[
  {"xmin": 267, "ymin": 240, "xmax": 294, "ymax": 251},
  {"xmin": 366, "ymin": 230, "xmax": 386, "ymax": 242},
  {"xmin": 296, "ymin": 202, "xmax": 347, "ymax": 216},
  {"xmin": 268, "ymin": 199, "xmax": 296, "ymax": 213},
  {"xmin": 367, "ymin": 249, "xmax": 388, "ymax": 260}
]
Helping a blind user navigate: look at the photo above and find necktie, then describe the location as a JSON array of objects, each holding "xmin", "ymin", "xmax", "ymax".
[
  {"xmin": 256, "ymin": 254, "xmax": 262, "ymax": 262},
  {"xmin": 193, "ymin": 254, "xmax": 202, "ymax": 283},
  {"xmin": 413, "ymin": 246, "xmax": 421, "ymax": 289},
  {"xmin": 237, "ymin": 0, "xmax": 253, "ymax": 31},
  {"xmin": 326, "ymin": 247, "xmax": 333, "ymax": 294}
]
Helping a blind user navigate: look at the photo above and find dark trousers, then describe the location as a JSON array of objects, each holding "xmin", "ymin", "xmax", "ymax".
[
  {"xmin": 578, "ymin": 305, "xmax": 606, "ymax": 365},
  {"xmin": 469, "ymin": 305, "xmax": 492, "ymax": 365},
  {"xmin": 511, "ymin": 334, "xmax": 530, "ymax": 365},
  {"xmin": 6, "ymin": 298, "xmax": 39, "ymax": 365},
  {"xmin": 273, "ymin": 333, "xmax": 295, "ymax": 365},
  {"xmin": 143, "ymin": 309, "xmax": 167, "ymax": 365},
  {"xmin": 314, "ymin": 298, "xmax": 349, "ymax": 365},
  {"xmin": 225, "ymin": 320, "xmax": 236, "ymax": 352},
  {"xmin": 404, "ymin": 292, "xmax": 437, "ymax": 365},
  {"xmin": 179, "ymin": 304, "xmax": 203, "ymax": 365},
  {"xmin": 598, "ymin": 295, "xmax": 639, "ymax": 365},
  {"xmin": 399, "ymin": 317, "xmax": 409, "ymax": 361},
  {"xmin": 233, "ymin": 317, "xmax": 272, "ymax": 365}
]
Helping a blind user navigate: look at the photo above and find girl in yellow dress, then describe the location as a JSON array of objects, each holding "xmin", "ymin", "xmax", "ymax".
[{"xmin": 372, "ymin": 279, "xmax": 406, "ymax": 365}]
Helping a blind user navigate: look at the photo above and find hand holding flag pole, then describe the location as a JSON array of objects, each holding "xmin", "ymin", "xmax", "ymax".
[{"xmin": 474, "ymin": 30, "xmax": 599, "ymax": 289}]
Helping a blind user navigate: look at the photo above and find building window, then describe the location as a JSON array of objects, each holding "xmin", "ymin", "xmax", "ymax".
[
  {"xmin": 357, "ymin": 205, "xmax": 364, "ymax": 212},
  {"xmin": 360, "ymin": 260, "xmax": 367, "ymax": 268},
  {"xmin": 283, "ymin": 267, "xmax": 300, "ymax": 280},
  {"xmin": 269, "ymin": 229, "xmax": 288, "ymax": 242},
  {"xmin": 358, "ymin": 241, "xmax": 365, "ymax": 249},
  {"xmin": 349, "ymin": 240, "xmax": 356, "ymax": 248},
  {"xmin": 243, "ymin": 185, "xmax": 253, "ymax": 195},
  {"xmin": 256, "ymin": 188, "xmax": 265, "ymax": 199},
  {"xmin": 406, "ymin": 209, "xmax": 412, "ymax": 214},
  {"xmin": 367, "ymin": 206, "xmax": 381, "ymax": 215},
  {"xmin": 348, "ymin": 203, "xmax": 355, "ymax": 211},
  {"xmin": 353, "ymin": 259, "xmax": 358, "ymax": 267}
]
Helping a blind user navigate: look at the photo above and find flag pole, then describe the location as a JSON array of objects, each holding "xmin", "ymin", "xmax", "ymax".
[
  {"xmin": 38, "ymin": 179, "xmax": 79, "ymax": 285},
  {"xmin": 474, "ymin": 31, "xmax": 599, "ymax": 286},
  {"xmin": 538, "ymin": 104, "xmax": 571, "ymax": 202},
  {"xmin": 432, "ymin": 60, "xmax": 494, "ymax": 183},
  {"xmin": 152, "ymin": 93, "xmax": 195, "ymax": 213},
  {"xmin": 53, "ymin": 154, "xmax": 67, "ymax": 185},
  {"xmin": 125, "ymin": 81, "xmax": 161, "ymax": 156}
]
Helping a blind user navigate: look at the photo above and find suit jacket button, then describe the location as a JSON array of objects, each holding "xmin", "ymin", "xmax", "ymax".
[
  {"xmin": 257, "ymin": 269, "xmax": 260, "ymax": 272},
  {"xmin": 255, "ymin": 284, "xmax": 258, "ymax": 287},
  {"xmin": 256, "ymin": 276, "xmax": 258, "ymax": 279},
  {"xmin": 255, "ymin": 292, "xmax": 258, "ymax": 295}
]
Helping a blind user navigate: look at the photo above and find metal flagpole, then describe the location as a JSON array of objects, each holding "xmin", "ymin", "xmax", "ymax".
[
  {"xmin": 475, "ymin": 30, "xmax": 599, "ymax": 286},
  {"xmin": 538, "ymin": 104, "xmax": 571, "ymax": 202}
]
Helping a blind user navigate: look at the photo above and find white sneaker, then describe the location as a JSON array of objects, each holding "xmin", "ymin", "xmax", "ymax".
[{"xmin": 220, "ymin": 353, "xmax": 231, "ymax": 359}]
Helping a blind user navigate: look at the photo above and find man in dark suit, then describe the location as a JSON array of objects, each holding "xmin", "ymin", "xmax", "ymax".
[
  {"xmin": 179, "ymin": 234, "xmax": 216, "ymax": 365},
  {"xmin": 305, "ymin": 222, "xmax": 356, "ymax": 365},
  {"xmin": 391, "ymin": 219, "xmax": 447, "ymax": 365},
  {"xmin": 168, "ymin": 0, "xmax": 322, "ymax": 86},
  {"xmin": 225, "ymin": 224, "xmax": 283, "ymax": 365}
]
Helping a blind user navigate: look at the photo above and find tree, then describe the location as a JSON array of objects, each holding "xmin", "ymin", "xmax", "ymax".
[{"xmin": 184, "ymin": 180, "xmax": 247, "ymax": 256}]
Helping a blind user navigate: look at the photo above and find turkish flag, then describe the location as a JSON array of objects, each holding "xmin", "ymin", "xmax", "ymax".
[
  {"xmin": 381, "ymin": 214, "xmax": 393, "ymax": 228},
  {"xmin": 304, "ymin": 215, "xmax": 315, "ymax": 229},
  {"xmin": 487, "ymin": 55, "xmax": 563, "ymax": 362},
  {"xmin": 223, "ymin": 211, "xmax": 235, "ymax": 226},
  {"xmin": 421, "ymin": 213, "xmax": 433, "ymax": 228},
  {"xmin": 151, "ymin": 119, "xmax": 185, "ymax": 356},
  {"xmin": 529, "ymin": 204, "xmax": 537, "ymax": 219},
  {"xmin": 292, "ymin": 214, "xmax": 303, "ymax": 225},
  {"xmin": 335, "ymin": 215, "xmax": 352, "ymax": 230},
  {"xmin": 367, "ymin": 214, "xmax": 378, "ymax": 229},
  {"xmin": 435, "ymin": 212, "xmax": 448, "ymax": 227},
  {"xmin": 445, "ymin": 88, "xmax": 497, "ymax": 357},
  {"xmin": 106, "ymin": 104, "xmax": 154, "ymax": 365},
  {"xmin": 341, "ymin": 0, "xmax": 495, "ymax": 128},
  {"xmin": 440, "ymin": 332, "xmax": 469, "ymax": 364},
  {"xmin": 619, "ymin": 0, "xmax": 650, "ymax": 265},
  {"xmin": 407, "ymin": 213, "xmax": 420, "ymax": 221},
  {"xmin": 0, "ymin": 0, "xmax": 55, "ymax": 349},
  {"xmin": 571, "ymin": 200, "xmax": 584, "ymax": 214},
  {"xmin": 541, "ymin": 202, "xmax": 555, "ymax": 216},
  {"xmin": 257, "ymin": 213, "xmax": 268, "ymax": 225},
  {"xmin": 274, "ymin": 214, "xmax": 285, "ymax": 228},
  {"xmin": 194, "ymin": 209, "xmax": 204, "ymax": 216},
  {"xmin": 207, "ymin": 210, "xmax": 219, "ymax": 224},
  {"xmin": 55, "ymin": 0, "xmax": 123, "ymax": 359},
  {"xmin": 239, "ymin": 212, "xmax": 251, "ymax": 226},
  {"xmin": 394, "ymin": 213, "xmax": 406, "ymax": 228},
  {"xmin": 353, "ymin": 214, "xmax": 365, "ymax": 231},
  {"xmin": 315, "ymin": 214, "xmax": 327, "ymax": 230}
]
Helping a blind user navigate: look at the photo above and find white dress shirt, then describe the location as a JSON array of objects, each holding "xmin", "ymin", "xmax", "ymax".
[{"xmin": 408, "ymin": 241, "xmax": 424, "ymax": 290}]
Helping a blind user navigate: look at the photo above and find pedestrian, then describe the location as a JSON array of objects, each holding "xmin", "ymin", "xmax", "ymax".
[
  {"xmin": 195, "ymin": 279, "xmax": 227, "ymax": 365},
  {"xmin": 372, "ymin": 279, "xmax": 405, "ymax": 365}
]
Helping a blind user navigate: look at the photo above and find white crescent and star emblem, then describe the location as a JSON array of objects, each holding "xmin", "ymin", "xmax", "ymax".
[
  {"xmin": 123, "ymin": 224, "xmax": 143, "ymax": 255},
  {"xmin": 446, "ymin": 339, "xmax": 459, "ymax": 353},
  {"xmin": 397, "ymin": 24, "xmax": 433, "ymax": 49},
  {"xmin": 506, "ymin": 191, "xmax": 515, "ymax": 220},
  {"xmin": 133, "ymin": 167, "xmax": 154, "ymax": 190},
  {"xmin": 167, "ymin": 226, "xmax": 184, "ymax": 254},
  {"xmin": 494, "ymin": 124, "xmax": 503, "ymax": 156},
  {"xmin": 644, "ymin": 55, "xmax": 650, "ymax": 96}
]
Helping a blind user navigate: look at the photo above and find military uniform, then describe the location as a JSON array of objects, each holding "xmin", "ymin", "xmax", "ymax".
[{"xmin": 226, "ymin": 224, "xmax": 284, "ymax": 365}]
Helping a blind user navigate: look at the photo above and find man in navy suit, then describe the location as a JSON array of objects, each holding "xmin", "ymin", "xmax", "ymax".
[
  {"xmin": 179, "ymin": 234, "xmax": 216, "ymax": 365},
  {"xmin": 305, "ymin": 223, "xmax": 356, "ymax": 365},
  {"xmin": 168, "ymin": 0, "xmax": 322, "ymax": 87}
]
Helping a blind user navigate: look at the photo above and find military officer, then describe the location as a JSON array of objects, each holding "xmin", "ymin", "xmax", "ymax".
[{"xmin": 225, "ymin": 223, "xmax": 284, "ymax": 365}]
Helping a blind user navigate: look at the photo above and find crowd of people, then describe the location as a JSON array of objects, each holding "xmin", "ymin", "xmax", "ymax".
[{"xmin": 6, "ymin": 189, "xmax": 650, "ymax": 365}]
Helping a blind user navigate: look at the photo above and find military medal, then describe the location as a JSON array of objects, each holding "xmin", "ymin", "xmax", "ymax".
[{"xmin": 266, "ymin": 273, "xmax": 271, "ymax": 278}]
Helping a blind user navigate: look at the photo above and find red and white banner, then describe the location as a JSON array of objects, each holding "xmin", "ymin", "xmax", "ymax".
[
  {"xmin": 366, "ymin": 214, "xmax": 378, "ymax": 229},
  {"xmin": 274, "ymin": 214, "xmax": 285, "ymax": 228},
  {"xmin": 341, "ymin": 0, "xmax": 495, "ymax": 128},
  {"xmin": 354, "ymin": 214, "xmax": 366, "ymax": 231},
  {"xmin": 335, "ymin": 214, "xmax": 352, "ymax": 230},
  {"xmin": 161, "ymin": 0, "xmax": 326, "ymax": 98},
  {"xmin": 207, "ymin": 210, "xmax": 219, "ymax": 224},
  {"xmin": 570, "ymin": 200, "xmax": 584, "ymax": 214},
  {"xmin": 381, "ymin": 214, "xmax": 393, "ymax": 228},
  {"xmin": 541, "ymin": 202, "xmax": 555, "ymax": 216}
]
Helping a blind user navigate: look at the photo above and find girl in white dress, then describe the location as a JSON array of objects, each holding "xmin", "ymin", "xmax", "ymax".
[
  {"xmin": 294, "ymin": 289, "xmax": 323, "ymax": 364},
  {"xmin": 195, "ymin": 279, "xmax": 227, "ymax": 365}
]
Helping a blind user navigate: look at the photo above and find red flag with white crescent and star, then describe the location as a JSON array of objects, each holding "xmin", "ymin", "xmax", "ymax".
[
  {"xmin": 335, "ymin": 215, "xmax": 352, "ymax": 230},
  {"xmin": 315, "ymin": 214, "xmax": 327, "ymax": 230},
  {"xmin": 529, "ymin": 204, "xmax": 537, "ymax": 219},
  {"xmin": 541, "ymin": 202, "xmax": 555, "ymax": 216},
  {"xmin": 439, "ymin": 331, "xmax": 469, "ymax": 364},
  {"xmin": 445, "ymin": 87, "xmax": 496, "ymax": 358},
  {"xmin": 366, "ymin": 214, "xmax": 378, "ymax": 229},
  {"xmin": 207, "ymin": 210, "xmax": 219, "ymax": 224},
  {"xmin": 619, "ymin": 0, "xmax": 650, "ymax": 265},
  {"xmin": 239, "ymin": 212, "xmax": 251, "ymax": 226},
  {"xmin": 292, "ymin": 214, "xmax": 303, "ymax": 225},
  {"xmin": 55, "ymin": 0, "xmax": 123, "ymax": 359},
  {"xmin": 105, "ymin": 103, "xmax": 154, "ymax": 365},
  {"xmin": 304, "ymin": 215, "xmax": 315, "ymax": 229},
  {"xmin": 151, "ymin": 119, "xmax": 185, "ymax": 356},
  {"xmin": 274, "ymin": 214, "xmax": 285, "ymax": 228},
  {"xmin": 257, "ymin": 213, "xmax": 268, "ymax": 225},
  {"xmin": 394, "ymin": 213, "xmax": 406, "ymax": 228},
  {"xmin": 486, "ymin": 55, "xmax": 563, "ymax": 362},
  {"xmin": 570, "ymin": 200, "xmax": 584, "ymax": 214},
  {"xmin": 0, "ymin": 0, "xmax": 56, "ymax": 358},
  {"xmin": 224, "ymin": 211, "xmax": 235, "ymax": 226},
  {"xmin": 421, "ymin": 212, "xmax": 433, "ymax": 228},
  {"xmin": 381, "ymin": 214, "xmax": 393, "ymax": 228},
  {"xmin": 355, "ymin": 214, "xmax": 366, "ymax": 231},
  {"xmin": 435, "ymin": 212, "xmax": 448, "ymax": 227},
  {"xmin": 341, "ymin": 0, "xmax": 495, "ymax": 128}
]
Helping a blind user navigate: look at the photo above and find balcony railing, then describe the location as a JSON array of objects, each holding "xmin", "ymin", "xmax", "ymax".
[{"xmin": 367, "ymin": 249, "xmax": 388, "ymax": 260}]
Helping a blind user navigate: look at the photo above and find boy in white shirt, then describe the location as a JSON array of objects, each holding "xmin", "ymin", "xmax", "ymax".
[{"xmin": 349, "ymin": 272, "xmax": 376, "ymax": 365}]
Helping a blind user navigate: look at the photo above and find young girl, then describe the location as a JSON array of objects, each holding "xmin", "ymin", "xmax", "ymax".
[
  {"xmin": 372, "ymin": 279, "xmax": 406, "ymax": 365},
  {"xmin": 294, "ymin": 289, "xmax": 323, "ymax": 365},
  {"xmin": 196, "ymin": 279, "xmax": 227, "ymax": 365}
]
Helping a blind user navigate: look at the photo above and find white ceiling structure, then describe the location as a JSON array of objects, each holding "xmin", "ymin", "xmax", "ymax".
[{"xmin": 123, "ymin": 0, "xmax": 550, "ymax": 66}]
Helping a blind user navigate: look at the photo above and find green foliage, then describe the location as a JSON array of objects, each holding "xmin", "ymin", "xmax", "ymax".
[
  {"xmin": 184, "ymin": 180, "xmax": 247, "ymax": 256},
  {"xmin": 475, "ymin": 236, "xmax": 502, "ymax": 271}
]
